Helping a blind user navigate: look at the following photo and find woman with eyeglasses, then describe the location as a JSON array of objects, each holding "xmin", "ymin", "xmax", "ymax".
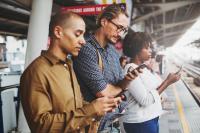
[{"xmin": 120, "ymin": 31, "xmax": 181, "ymax": 133}]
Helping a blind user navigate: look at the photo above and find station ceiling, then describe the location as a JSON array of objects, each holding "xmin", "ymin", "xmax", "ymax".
[
  {"xmin": 132, "ymin": 0, "xmax": 200, "ymax": 47},
  {"xmin": 0, "ymin": 0, "xmax": 200, "ymax": 47}
]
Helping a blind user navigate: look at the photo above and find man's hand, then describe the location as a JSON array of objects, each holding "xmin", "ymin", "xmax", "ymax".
[
  {"xmin": 95, "ymin": 67, "xmax": 143, "ymax": 98},
  {"xmin": 92, "ymin": 96, "xmax": 122, "ymax": 116}
]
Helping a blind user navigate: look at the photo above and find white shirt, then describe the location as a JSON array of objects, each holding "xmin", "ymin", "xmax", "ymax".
[{"xmin": 121, "ymin": 63, "xmax": 163, "ymax": 123}]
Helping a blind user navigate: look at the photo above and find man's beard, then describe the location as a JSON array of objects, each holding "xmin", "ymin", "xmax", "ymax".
[{"xmin": 106, "ymin": 36, "xmax": 121, "ymax": 44}]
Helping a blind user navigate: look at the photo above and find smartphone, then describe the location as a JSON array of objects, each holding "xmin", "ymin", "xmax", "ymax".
[
  {"xmin": 112, "ymin": 112, "xmax": 125, "ymax": 119},
  {"xmin": 128, "ymin": 64, "xmax": 147, "ymax": 74},
  {"xmin": 176, "ymin": 66, "xmax": 183, "ymax": 74},
  {"xmin": 115, "ymin": 90, "xmax": 127, "ymax": 101},
  {"xmin": 136, "ymin": 64, "xmax": 147, "ymax": 71}
]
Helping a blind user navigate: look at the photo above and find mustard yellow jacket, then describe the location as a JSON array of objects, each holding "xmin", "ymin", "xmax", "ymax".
[{"xmin": 20, "ymin": 51, "xmax": 99, "ymax": 133}]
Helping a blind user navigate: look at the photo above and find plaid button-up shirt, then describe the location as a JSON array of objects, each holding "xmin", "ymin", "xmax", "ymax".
[
  {"xmin": 73, "ymin": 34, "xmax": 125, "ymax": 131},
  {"xmin": 73, "ymin": 34, "xmax": 124, "ymax": 102}
]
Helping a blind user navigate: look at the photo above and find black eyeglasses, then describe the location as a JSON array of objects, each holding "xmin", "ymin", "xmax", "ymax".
[{"xmin": 108, "ymin": 20, "xmax": 128, "ymax": 34}]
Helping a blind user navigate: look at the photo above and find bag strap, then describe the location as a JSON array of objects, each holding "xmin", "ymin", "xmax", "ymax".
[
  {"xmin": 89, "ymin": 40, "xmax": 104, "ymax": 71},
  {"xmin": 96, "ymin": 48, "xmax": 103, "ymax": 71}
]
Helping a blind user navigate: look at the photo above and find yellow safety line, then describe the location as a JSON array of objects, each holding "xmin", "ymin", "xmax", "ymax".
[{"xmin": 173, "ymin": 84, "xmax": 190, "ymax": 133}]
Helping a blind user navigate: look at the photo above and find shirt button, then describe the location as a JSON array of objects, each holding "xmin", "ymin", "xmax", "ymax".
[{"xmin": 92, "ymin": 118, "xmax": 96, "ymax": 122}]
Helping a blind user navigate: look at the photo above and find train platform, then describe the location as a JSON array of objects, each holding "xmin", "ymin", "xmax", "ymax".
[{"xmin": 159, "ymin": 63, "xmax": 200, "ymax": 133}]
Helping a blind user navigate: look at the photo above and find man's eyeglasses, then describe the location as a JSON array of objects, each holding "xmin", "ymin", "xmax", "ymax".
[{"xmin": 108, "ymin": 20, "xmax": 128, "ymax": 34}]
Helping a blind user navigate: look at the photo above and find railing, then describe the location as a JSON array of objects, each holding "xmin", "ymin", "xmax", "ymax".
[
  {"xmin": 179, "ymin": 63, "xmax": 200, "ymax": 106},
  {"xmin": 0, "ymin": 84, "xmax": 19, "ymax": 133},
  {"xmin": 183, "ymin": 63, "xmax": 200, "ymax": 78}
]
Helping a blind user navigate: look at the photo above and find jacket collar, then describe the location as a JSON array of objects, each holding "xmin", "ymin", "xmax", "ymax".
[{"xmin": 41, "ymin": 50, "xmax": 71, "ymax": 65}]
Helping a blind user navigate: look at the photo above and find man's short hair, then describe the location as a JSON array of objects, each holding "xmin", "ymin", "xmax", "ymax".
[
  {"xmin": 96, "ymin": 4, "xmax": 128, "ymax": 28},
  {"xmin": 49, "ymin": 11, "xmax": 82, "ymax": 37}
]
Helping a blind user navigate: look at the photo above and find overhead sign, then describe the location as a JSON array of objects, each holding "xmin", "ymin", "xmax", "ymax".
[
  {"xmin": 61, "ymin": 4, "xmax": 108, "ymax": 15},
  {"xmin": 61, "ymin": 3, "xmax": 126, "ymax": 15}
]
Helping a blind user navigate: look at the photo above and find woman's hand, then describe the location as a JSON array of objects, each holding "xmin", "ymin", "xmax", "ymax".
[{"xmin": 165, "ymin": 73, "xmax": 181, "ymax": 85}]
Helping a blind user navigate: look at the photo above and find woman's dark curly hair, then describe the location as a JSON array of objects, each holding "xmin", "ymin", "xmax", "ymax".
[{"xmin": 123, "ymin": 30, "xmax": 153, "ymax": 59}]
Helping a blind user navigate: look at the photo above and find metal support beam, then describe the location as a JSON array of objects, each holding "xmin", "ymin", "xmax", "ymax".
[
  {"xmin": 1, "ymin": 0, "xmax": 30, "ymax": 10},
  {"xmin": 132, "ymin": 0, "xmax": 200, "ymax": 24},
  {"xmin": 0, "ymin": 30, "xmax": 25, "ymax": 37},
  {"xmin": 155, "ymin": 30, "xmax": 185, "ymax": 41},
  {"xmin": 0, "ymin": 1, "xmax": 30, "ymax": 15},
  {"xmin": 157, "ymin": 37, "xmax": 179, "ymax": 46},
  {"xmin": 0, "ymin": 17, "xmax": 28, "ymax": 27},
  {"xmin": 16, "ymin": 0, "xmax": 32, "ymax": 8},
  {"xmin": 154, "ymin": 18, "xmax": 197, "ymax": 33}
]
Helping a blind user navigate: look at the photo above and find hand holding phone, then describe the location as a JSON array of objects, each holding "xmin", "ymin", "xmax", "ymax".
[
  {"xmin": 115, "ymin": 90, "xmax": 127, "ymax": 101},
  {"xmin": 128, "ymin": 64, "xmax": 147, "ymax": 74}
]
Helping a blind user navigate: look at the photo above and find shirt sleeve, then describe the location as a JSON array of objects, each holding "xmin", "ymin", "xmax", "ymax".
[
  {"xmin": 73, "ymin": 44, "xmax": 107, "ymax": 95},
  {"xmin": 20, "ymin": 67, "xmax": 100, "ymax": 133},
  {"xmin": 114, "ymin": 48, "xmax": 124, "ymax": 81},
  {"xmin": 124, "ymin": 64, "xmax": 159, "ymax": 106}
]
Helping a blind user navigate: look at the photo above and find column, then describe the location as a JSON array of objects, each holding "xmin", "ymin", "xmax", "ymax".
[{"xmin": 18, "ymin": 0, "xmax": 53, "ymax": 132}]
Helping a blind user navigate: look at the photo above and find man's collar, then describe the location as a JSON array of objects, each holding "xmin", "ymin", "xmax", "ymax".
[
  {"xmin": 89, "ymin": 34, "xmax": 111, "ymax": 50},
  {"xmin": 41, "ymin": 50, "xmax": 71, "ymax": 65}
]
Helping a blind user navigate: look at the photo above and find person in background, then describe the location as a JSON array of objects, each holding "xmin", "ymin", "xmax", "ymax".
[
  {"xmin": 120, "ymin": 31, "xmax": 181, "ymax": 133},
  {"xmin": 156, "ymin": 54, "xmax": 165, "ymax": 75},
  {"xmin": 20, "ymin": 11, "xmax": 122, "ymax": 133},
  {"xmin": 73, "ymin": 4, "xmax": 139, "ymax": 132},
  {"xmin": 119, "ymin": 55, "xmax": 128, "ymax": 69}
]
